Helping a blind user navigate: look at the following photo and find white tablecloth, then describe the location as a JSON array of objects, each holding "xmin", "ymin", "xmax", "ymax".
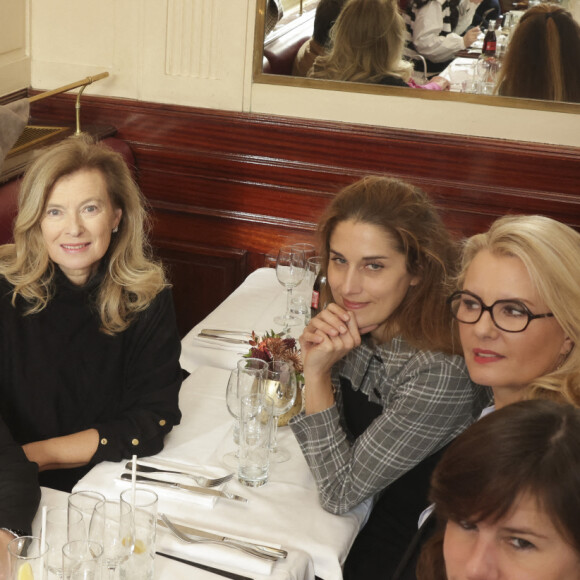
[
  {"xmin": 180, "ymin": 268, "xmax": 308, "ymax": 374},
  {"xmin": 72, "ymin": 366, "xmax": 370, "ymax": 579}
]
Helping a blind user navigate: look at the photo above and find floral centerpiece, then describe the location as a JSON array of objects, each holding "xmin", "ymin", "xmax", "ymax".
[{"xmin": 245, "ymin": 330, "xmax": 304, "ymax": 425}]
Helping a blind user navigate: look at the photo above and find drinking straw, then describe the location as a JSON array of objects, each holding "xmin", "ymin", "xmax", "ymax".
[
  {"xmin": 40, "ymin": 505, "xmax": 47, "ymax": 580},
  {"xmin": 131, "ymin": 454, "xmax": 137, "ymax": 507}
]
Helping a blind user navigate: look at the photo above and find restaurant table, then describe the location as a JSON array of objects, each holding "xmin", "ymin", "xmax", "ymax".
[
  {"xmin": 69, "ymin": 365, "xmax": 371, "ymax": 580},
  {"xmin": 180, "ymin": 268, "xmax": 307, "ymax": 374}
]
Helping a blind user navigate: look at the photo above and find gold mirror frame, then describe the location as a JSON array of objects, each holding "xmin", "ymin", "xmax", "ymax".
[{"xmin": 252, "ymin": 0, "xmax": 579, "ymax": 114}]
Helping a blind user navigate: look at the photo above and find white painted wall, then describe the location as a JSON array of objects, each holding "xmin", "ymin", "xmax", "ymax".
[{"xmin": 1, "ymin": 0, "xmax": 578, "ymax": 147}]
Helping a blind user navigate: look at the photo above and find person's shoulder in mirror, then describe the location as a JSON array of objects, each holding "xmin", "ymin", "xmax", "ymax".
[{"xmin": 292, "ymin": 0, "xmax": 347, "ymax": 77}]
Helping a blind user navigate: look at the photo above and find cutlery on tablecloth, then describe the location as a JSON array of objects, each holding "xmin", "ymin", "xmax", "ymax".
[
  {"xmin": 124, "ymin": 461, "xmax": 233, "ymax": 488},
  {"xmin": 200, "ymin": 329, "xmax": 252, "ymax": 337},
  {"xmin": 196, "ymin": 333, "xmax": 251, "ymax": 345},
  {"xmin": 159, "ymin": 513, "xmax": 287, "ymax": 561},
  {"xmin": 156, "ymin": 551, "xmax": 254, "ymax": 580},
  {"xmin": 120, "ymin": 473, "xmax": 248, "ymax": 503}
]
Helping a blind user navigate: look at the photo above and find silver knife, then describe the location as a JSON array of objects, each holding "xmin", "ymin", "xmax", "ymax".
[
  {"xmin": 157, "ymin": 517, "xmax": 288, "ymax": 559},
  {"xmin": 197, "ymin": 333, "xmax": 250, "ymax": 345},
  {"xmin": 200, "ymin": 329, "xmax": 252, "ymax": 337},
  {"xmin": 120, "ymin": 473, "xmax": 247, "ymax": 503}
]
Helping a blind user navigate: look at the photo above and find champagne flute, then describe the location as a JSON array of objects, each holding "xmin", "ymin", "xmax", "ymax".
[
  {"xmin": 222, "ymin": 358, "xmax": 268, "ymax": 469},
  {"xmin": 274, "ymin": 245, "xmax": 306, "ymax": 328},
  {"xmin": 264, "ymin": 360, "xmax": 297, "ymax": 463}
]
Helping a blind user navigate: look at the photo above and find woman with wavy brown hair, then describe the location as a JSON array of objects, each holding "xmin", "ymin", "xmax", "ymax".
[
  {"xmin": 0, "ymin": 136, "xmax": 182, "ymax": 491},
  {"xmin": 496, "ymin": 3, "xmax": 580, "ymax": 103},
  {"xmin": 290, "ymin": 176, "xmax": 488, "ymax": 577}
]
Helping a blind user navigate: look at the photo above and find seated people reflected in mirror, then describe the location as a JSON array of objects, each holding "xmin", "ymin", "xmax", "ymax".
[
  {"xmin": 405, "ymin": 0, "xmax": 483, "ymax": 73},
  {"xmin": 309, "ymin": 0, "xmax": 450, "ymax": 89}
]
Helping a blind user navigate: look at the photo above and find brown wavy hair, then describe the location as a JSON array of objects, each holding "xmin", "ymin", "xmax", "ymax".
[
  {"xmin": 317, "ymin": 176, "xmax": 459, "ymax": 354},
  {"xmin": 417, "ymin": 399, "xmax": 580, "ymax": 579},
  {"xmin": 495, "ymin": 3, "xmax": 580, "ymax": 102},
  {"xmin": 0, "ymin": 135, "xmax": 167, "ymax": 334},
  {"xmin": 309, "ymin": 0, "xmax": 412, "ymax": 83}
]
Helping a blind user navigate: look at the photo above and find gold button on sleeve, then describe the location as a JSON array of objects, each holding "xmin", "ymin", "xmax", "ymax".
[
  {"xmin": 100, "ymin": 438, "xmax": 108, "ymax": 445},
  {"xmin": 131, "ymin": 438, "xmax": 139, "ymax": 446},
  {"xmin": 159, "ymin": 419, "xmax": 166, "ymax": 427}
]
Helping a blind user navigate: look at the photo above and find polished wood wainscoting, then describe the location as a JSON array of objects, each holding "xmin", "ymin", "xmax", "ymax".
[{"xmin": 30, "ymin": 95, "xmax": 580, "ymax": 336}]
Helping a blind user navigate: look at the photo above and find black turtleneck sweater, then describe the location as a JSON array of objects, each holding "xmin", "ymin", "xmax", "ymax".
[{"xmin": 0, "ymin": 268, "xmax": 182, "ymax": 491}]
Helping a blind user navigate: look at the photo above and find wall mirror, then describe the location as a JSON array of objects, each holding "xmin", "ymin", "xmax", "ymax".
[{"xmin": 252, "ymin": 0, "xmax": 580, "ymax": 114}]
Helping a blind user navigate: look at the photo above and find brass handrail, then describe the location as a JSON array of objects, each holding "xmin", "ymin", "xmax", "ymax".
[{"xmin": 28, "ymin": 72, "xmax": 109, "ymax": 134}]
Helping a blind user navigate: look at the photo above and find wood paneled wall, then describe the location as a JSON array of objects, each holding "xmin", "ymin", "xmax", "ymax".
[{"xmin": 30, "ymin": 95, "xmax": 580, "ymax": 335}]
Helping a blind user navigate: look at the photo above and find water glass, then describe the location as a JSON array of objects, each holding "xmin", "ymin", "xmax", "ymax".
[
  {"xmin": 223, "ymin": 359, "xmax": 268, "ymax": 469},
  {"xmin": 238, "ymin": 393, "xmax": 274, "ymax": 487},
  {"xmin": 68, "ymin": 491, "xmax": 106, "ymax": 540},
  {"xmin": 119, "ymin": 489, "xmax": 158, "ymax": 580},
  {"xmin": 45, "ymin": 507, "xmax": 84, "ymax": 578},
  {"xmin": 8, "ymin": 536, "xmax": 48, "ymax": 580},
  {"xmin": 62, "ymin": 540, "xmax": 103, "ymax": 580}
]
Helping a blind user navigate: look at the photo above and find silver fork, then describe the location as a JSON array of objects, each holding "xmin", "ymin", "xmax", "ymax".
[
  {"xmin": 125, "ymin": 462, "xmax": 233, "ymax": 488},
  {"xmin": 159, "ymin": 514, "xmax": 279, "ymax": 561}
]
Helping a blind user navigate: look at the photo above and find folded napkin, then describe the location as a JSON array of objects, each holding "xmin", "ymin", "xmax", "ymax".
[
  {"xmin": 74, "ymin": 458, "xmax": 233, "ymax": 509},
  {"xmin": 192, "ymin": 334, "xmax": 250, "ymax": 353},
  {"xmin": 157, "ymin": 517, "xmax": 279, "ymax": 576},
  {"xmin": 116, "ymin": 457, "xmax": 239, "ymax": 509}
]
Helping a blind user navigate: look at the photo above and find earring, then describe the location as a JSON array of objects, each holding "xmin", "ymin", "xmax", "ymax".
[{"xmin": 112, "ymin": 226, "xmax": 118, "ymax": 233}]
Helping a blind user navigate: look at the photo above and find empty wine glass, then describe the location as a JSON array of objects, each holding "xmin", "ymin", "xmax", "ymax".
[
  {"xmin": 263, "ymin": 360, "xmax": 297, "ymax": 463},
  {"xmin": 89, "ymin": 500, "xmax": 133, "ymax": 579},
  {"xmin": 222, "ymin": 358, "xmax": 268, "ymax": 469},
  {"xmin": 274, "ymin": 245, "xmax": 306, "ymax": 328}
]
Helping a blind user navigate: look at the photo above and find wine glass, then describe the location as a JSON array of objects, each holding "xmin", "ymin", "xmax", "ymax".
[
  {"xmin": 263, "ymin": 360, "xmax": 297, "ymax": 463},
  {"xmin": 274, "ymin": 245, "xmax": 306, "ymax": 328},
  {"xmin": 290, "ymin": 243, "xmax": 317, "ymax": 325},
  {"xmin": 89, "ymin": 500, "xmax": 133, "ymax": 579},
  {"xmin": 222, "ymin": 358, "xmax": 268, "ymax": 469}
]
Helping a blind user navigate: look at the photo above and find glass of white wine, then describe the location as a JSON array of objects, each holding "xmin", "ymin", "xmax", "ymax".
[{"xmin": 264, "ymin": 360, "xmax": 297, "ymax": 463}]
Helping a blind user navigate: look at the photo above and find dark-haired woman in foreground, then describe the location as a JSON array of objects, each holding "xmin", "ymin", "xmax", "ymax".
[{"xmin": 417, "ymin": 399, "xmax": 580, "ymax": 579}]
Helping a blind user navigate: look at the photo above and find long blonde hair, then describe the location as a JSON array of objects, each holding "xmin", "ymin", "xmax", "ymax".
[
  {"xmin": 0, "ymin": 135, "xmax": 167, "ymax": 334},
  {"xmin": 309, "ymin": 0, "xmax": 412, "ymax": 83},
  {"xmin": 457, "ymin": 215, "xmax": 580, "ymax": 404}
]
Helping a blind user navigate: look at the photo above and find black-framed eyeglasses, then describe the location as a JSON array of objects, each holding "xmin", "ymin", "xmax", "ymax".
[{"xmin": 447, "ymin": 290, "xmax": 554, "ymax": 333}]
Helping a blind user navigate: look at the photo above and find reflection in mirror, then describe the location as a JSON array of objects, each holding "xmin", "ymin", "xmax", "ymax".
[{"xmin": 254, "ymin": 0, "xmax": 580, "ymax": 112}]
